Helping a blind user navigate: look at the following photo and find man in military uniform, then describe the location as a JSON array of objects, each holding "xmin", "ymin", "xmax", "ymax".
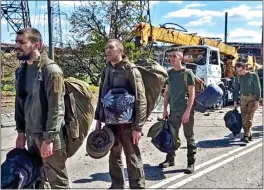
[
  {"xmin": 14, "ymin": 28, "xmax": 70, "ymax": 188},
  {"xmin": 234, "ymin": 61, "xmax": 261, "ymax": 143},
  {"xmin": 94, "ymin": 39, "xmax": 147, "ymax": 189},
  {"xmin": 160, "ymin": 50, "xmax": 197, "ymax": 174}
]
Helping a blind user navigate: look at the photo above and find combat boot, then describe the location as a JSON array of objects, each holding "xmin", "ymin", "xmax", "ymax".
[
  {"xmin": 158, "ymin": 153, "xmax": 175, "ymax": 168},
  {"xmin": 241, "ymin": 136, "xmax": 250, "ymax": 143},
  {"xmin": 185, "ymin": 163, "xmax": 195, "ymax": 174},
  {"xmin": 249, "ymin": 133, "xmax": 253, "ymax": 141}
]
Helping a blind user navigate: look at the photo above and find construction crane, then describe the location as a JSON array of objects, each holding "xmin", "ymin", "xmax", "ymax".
[
  {"xmin": 134, "ymin": 22, "xmax": 239, "ymax": 59},
  {"xmin": 133, "ymin": 22, "xmax": 262, "ymax": 108},
  {"xmin": 133, "ymin": 22, "xmax": 261, "ymax": 72}
]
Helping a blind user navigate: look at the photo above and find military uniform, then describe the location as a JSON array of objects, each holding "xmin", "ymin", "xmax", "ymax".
[
  {"xmin": 160, "ymin": 68, "xmax": 197, "ymax": 171},
  {"xmin": 94, "ymin": 56, "xmax": 147, "ymax": 189},
  {"xmin": 234, "ymin": 71, "xmax": 261, "ymax": 141},
  {"xmin": 15, "ymin": 51, "xmax": 70, "ymax": 189}
]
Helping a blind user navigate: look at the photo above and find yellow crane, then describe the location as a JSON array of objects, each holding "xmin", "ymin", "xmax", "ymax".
[{"xmin": 133, "ymin": 22, "xmax": 261, "ymax": 75}]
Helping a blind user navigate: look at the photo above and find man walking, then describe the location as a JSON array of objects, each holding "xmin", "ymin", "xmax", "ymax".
[
  {"xmin": 14, "ymin": 28, "xmax": 70, "ymax": 188},
  {"xmin": 159, "ymin": 50, "xmax": 197, "ymax": 174},
  {"xmin": 94, "ymin": 39, "xmax": 147, "ymax": 189},
  {"xmin": 234, "ymin": 61, "xmax": 261, "ymax": 143}
]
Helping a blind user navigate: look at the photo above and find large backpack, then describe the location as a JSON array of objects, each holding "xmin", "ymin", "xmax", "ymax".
[
  {"xmin": 63, "ymin": 77, "xmax": 94, "ymax": 158},
  {"xmin": 40, "ymin": 64, "xmax": 94, "ymax": 158},
  {"xmin": 183, "ymin": 69, "xmax": 223, "ymax": 112},
  {"xmin": 132, "ymin": 58, "xmax": 168, "ymax": 119},
  {"xmin": 183, "ymin": 68, "xmax": 205, "ymax": 95}
]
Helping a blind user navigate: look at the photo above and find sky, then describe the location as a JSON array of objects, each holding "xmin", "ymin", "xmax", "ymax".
[{"xmin": 1, "ymin": 0, "xmax": 263, "ymax": 45}]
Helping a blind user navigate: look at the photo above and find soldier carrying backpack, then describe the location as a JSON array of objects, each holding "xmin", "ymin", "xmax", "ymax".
[
  {"xmin": 14, "ymin": 28, "xmax": 70, "ymax": 188},
  {"xmin": 94, "ymin": 39, "xmax": 147, "ymax": 189},
  {"xmin": 15, "ymin": 28, "xmax": 94, "ymax": 189},
  {"xmin": 160, "ymin": 49, "xmax": 197, "ymax": 174}
]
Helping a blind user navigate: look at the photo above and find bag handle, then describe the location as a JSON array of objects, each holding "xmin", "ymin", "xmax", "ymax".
[{"xmin": 108, "ymin": 88, "xmax": 128, "ymax": 94}]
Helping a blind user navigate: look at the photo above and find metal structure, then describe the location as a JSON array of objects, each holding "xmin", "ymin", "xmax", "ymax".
[
  {"xmin": 52, "ymin": 0, "xmax": 63, "ymax": 48},
  {"xmin": 1, "ymin": 0, "xmax": 31, "ymax": 32}
]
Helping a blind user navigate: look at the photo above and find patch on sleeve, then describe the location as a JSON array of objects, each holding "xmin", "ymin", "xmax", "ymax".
[{"xmin": 51, "ymin": 74, "xmax": 64, "ymax": 93}]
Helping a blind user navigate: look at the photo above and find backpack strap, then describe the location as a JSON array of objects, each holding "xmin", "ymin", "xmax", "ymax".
[
  {"xmin": 237, "ymin": 75, "xmax": 240, "ymax": 84},
  {"xmin": 38, "ymin": 61, "xmax": 57, "ymax": 128},
  {"xmin": 184, "ymin": 68, "xmax": 192, "ymax": 89}
]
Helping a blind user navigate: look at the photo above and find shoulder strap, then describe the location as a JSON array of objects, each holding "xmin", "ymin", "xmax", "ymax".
[
  {"xmin": 38, "ymin": 62, "xmax": 56, "ymax": 127},
  {"xmin": 184, "ymin": 68, "xmax": 192, "ymax": 89},
  {"xmin": 237, "ymin": 75, "xmax": 240, "ymax": 84},
  {"xmin": 125, "ymin": 63, "xmax": 137, "ymax": 78}
]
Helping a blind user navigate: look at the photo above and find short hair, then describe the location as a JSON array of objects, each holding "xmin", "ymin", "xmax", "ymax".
[
  {"xmin": 107, "ymin": 39, "xmax": 124, "ymax": 54},
  {"xmin": 16, "ymin": 28, "xmax": 43, "ymax": 49},
  {"xmin": 170, "ymin": 49, "xmax": 184, "ymax": 60},
  {"xmin": 235, "ymin": 62, "xmax": 247, "ymax": 68},
  {"xmin": 236, "ymin": 56, "xmax": 248, "ymax": 68}
]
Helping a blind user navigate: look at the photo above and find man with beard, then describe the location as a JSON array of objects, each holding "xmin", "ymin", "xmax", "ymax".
[
  {"xmin": 159, "ymin": 50, "xmax": 197, "ymax": 174},
  {"xmin": 95, "ymin": 39, "xmax": 147, "ymax": 189},
  {"xmin": 14, "ymin": 28, "xmax": 70, "ymax": 188}
]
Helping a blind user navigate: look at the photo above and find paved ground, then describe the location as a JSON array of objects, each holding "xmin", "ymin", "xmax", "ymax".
[{"xmin": 1, "ymin": 106, "xmax": 263, "ymax": 189}]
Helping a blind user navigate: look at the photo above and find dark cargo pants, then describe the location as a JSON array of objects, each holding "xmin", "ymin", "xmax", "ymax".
[
  {"xmin": 240, "ymin": 95, "xmax": 258, "ymax": 137},
  {"xmin": 167, "ymin": 109, "xmax": 197, "ymax": 164},
  {"xmin": 27, "ymin": 135, "xmax": 70, "ymax": 189},
  {"xmin": 108, "ymin": 125, "xmax": 145, "ymax": 189}
]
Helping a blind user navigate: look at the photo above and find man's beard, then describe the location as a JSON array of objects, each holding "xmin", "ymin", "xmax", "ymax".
[{"xmin": 17, "ymin": 52, "xmax": 32, "ymax": 60}]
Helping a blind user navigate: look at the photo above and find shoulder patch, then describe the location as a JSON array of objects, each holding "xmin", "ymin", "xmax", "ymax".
[{"xmin": 51, "ymin": 73, "xmax": 65, "ymax": 93}]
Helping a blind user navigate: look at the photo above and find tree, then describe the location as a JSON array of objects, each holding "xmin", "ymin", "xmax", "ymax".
[{"xmin": 55, "ymin": 0, "xmax": 153, "ymax": 86}]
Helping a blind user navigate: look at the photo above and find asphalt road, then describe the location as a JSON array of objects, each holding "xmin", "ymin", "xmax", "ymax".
[{"xmin": 1, "ymin": 106, "xmax": 263, "ymax": 189}]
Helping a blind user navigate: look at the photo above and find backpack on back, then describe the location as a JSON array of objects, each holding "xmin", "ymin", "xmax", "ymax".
[
  {"xmin": 183, "ymin": 68, "xmax": 205, "ymax": 95},
  {"xmin": 64, "ymin": 77, "xmax": 94, "ymax": 158},
  {"xmin": 133, "ymin": 58, "xmax": 168, "ymax": 119},
  {"xmin": 40, "ymin": 64, "xmax": 94, "ymax": 158}
]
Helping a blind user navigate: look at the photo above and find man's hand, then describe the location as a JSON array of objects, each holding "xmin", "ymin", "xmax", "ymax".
[
  {"xmin": 40, "ymin": 141, "xmax": 54, "ymax": 158},
  {"xmin": 16, "ymin": 133, "xmax": 26, "ymax": 149},
  {"xmin": 132, "ymin": 130, "xmax": 142, "ymax": 145},
  {"xmin": 163, "ymin": 109, "xmax": 169, "ymax": 120},
  {"xmin": 182, "ymin": 110, "xmax": 190, "ymax": 124},
  {"xmin": 95, "ymin": 120, "xmax": 102, "ymax": 131}
]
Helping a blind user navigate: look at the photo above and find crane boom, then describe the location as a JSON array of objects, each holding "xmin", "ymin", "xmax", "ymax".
[{"xmin": 134, "ymin": 22, "xmax": 239, "ymax": 59}]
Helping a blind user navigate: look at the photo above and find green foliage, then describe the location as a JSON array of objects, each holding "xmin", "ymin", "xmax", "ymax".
[
  {"xmin": 2, "ymin": 84, "xmax": 15, "ymax": 92},
  {"xmin": 55, "ymin": 1, "xmax": 152, "ymax": 86}
]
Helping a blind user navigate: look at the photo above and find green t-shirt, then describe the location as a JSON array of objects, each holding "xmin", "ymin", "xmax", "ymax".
[
  {"xmin": 168, "ymin": 69, "xmax": 195, "ymax": 112},
  {"xmin": 234, "ymin": 72, "xmax": 261, "ymax": 101}
]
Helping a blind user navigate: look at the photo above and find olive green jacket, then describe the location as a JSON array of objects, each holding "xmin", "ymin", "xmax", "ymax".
[{"xmin": 15, "ymin": 51, "xmax": 65, "ymax": 149}]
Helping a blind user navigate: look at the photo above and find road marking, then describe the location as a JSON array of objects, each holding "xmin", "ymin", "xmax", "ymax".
[
  {"xmin": 148, "ymin": 138, "xmax": 263, "ymax": 188},
  {"xmin": 167, "ymin": 142, "xmax": 263, "ymax": 189}
]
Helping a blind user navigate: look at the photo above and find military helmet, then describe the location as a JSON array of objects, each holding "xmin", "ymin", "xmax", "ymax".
[{"xmin": 86, "ymin": 126, "xmax": 115, "ymax": 159}]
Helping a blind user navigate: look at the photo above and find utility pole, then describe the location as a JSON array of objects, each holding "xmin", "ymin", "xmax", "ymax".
[
  {"xmin": 261, "ymin": 25, "xmax": 263, "ymax": 65},
  {"xmin": 47, "ymin": 0, "xmax": 54, "ymax": 60},
  {"xmin": 224, "ymin": 12, "xmax": 228, "ymax": 43}
]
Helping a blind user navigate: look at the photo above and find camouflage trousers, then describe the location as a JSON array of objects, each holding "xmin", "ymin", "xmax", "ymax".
[
  {"xmin": 240, "ymin": 95, "xmax": 259, "ymax": 137},
  {"xmin": 167, "ymin": 109, "xmax": 197, "ymax": 164},
  {"xmin": 107, "ymin": 125, "xmax": 145, "ymax": 189},
  {"xmin": 27, "ymin": 135, "xmax": 70, "ymax": 189}
]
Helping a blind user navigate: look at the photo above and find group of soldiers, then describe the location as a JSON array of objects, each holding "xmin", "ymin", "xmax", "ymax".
[{"xmin": 13, "ymin": 27, "xmax": 261, "ymax": 189}]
